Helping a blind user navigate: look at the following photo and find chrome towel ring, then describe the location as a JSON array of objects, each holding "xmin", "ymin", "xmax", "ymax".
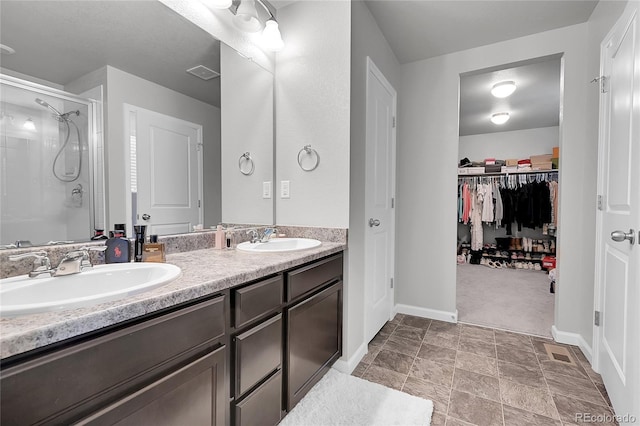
[
  {"xmin": 239, "ymin": 152, "xmax": 255, "ymax": 175},
  {"xmin": 297, "ymin": 144, "xmax": 320, "ymax": 172}
]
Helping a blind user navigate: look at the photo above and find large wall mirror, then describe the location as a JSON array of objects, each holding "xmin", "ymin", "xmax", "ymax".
[{"xmin": 0, "ymin": 0, "xmax": 275, "ymax": 247}]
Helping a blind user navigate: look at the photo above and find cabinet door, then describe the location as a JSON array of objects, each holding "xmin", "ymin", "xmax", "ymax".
[
  {"xmin": 286, "ymin": 281, "xmax": 342, "ymax": 410},
  {"xmin": 77, "ymin": 345, "xmax": 226, "ymax": 426}
]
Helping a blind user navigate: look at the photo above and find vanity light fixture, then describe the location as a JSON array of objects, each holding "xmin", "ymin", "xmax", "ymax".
[
  {"xmin": 204, "ymin": 0, "xmax": 233, "ymax": 9},
  {"xmin": 491, "ymin": 81, "xmax": 517, "ymax": 98},
  {"xmin": 23, "ymin": 117, "xmax": 36, "ymax": 131},
  {"xmin": 490, "ymin": 112, "xmax": 510, "ymax": 125},
  {"xmin": 231, "ymin": 0, "xmax": 285, "ymax": 51}
]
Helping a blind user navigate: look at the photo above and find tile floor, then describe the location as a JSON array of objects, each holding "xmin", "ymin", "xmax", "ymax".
[{"xmin": 352, "ymin": 314, "xmax": 617, "ymax": 426}]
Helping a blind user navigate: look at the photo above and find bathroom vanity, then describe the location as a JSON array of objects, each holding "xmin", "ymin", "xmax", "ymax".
[{"xmin": 0, "ymin": 244, "xmax": 344, "ymax": 426}]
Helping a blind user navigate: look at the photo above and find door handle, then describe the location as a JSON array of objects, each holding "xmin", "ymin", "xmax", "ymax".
[
  {"xmin": 611, "ymin": 229, "xmax": 635, "ymax": 245},
  {"xmin": 368, "ymin": 218, "xmax": 380, "ymax": 227},
  {"xmin": 142, "ymin": 214, "xmax": 151, "ymax": 221}
]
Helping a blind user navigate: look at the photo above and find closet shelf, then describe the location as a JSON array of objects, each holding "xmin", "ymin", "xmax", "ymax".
[{"xmin": 458, "ymin": 169, "xmax": 558, "ymax": 177}]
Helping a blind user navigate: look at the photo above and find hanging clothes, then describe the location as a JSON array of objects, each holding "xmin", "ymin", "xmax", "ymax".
[
  {"xmin": 493, "ymin": 181, "xmax": 504, "ymax": 226},
  {"xmin": 470, "ymin": 188, "xmax": 483, "ymax": 251}
]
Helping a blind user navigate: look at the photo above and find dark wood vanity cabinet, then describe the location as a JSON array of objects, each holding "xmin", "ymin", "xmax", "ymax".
[
  {"xmin": 285, "ymin": 254, "xmax": 343, "ymax": 411},
  {"xmin": 230, "ymin": 275, "xmax": 284, "ymax": 426},
  {"xmin": 0, "ymin": 294, "xmax": 228, "ymax": 426}
]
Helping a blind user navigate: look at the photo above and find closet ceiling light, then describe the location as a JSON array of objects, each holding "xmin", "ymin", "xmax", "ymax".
[
  {"xmin": 491, "ymin": 112, "xmax": 510, "ymax": 125},
  {"xmin": 491, "ymin": 81, "xmax": 517, "ymax": 98},
  {"xmin": 23, "ymin": 117, "xmax": 36, "ymax": 131}
]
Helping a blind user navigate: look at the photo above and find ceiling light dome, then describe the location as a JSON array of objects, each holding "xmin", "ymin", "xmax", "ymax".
[
  {"xmin": 23, "ymin": 117, "xmax": 36, "ymax": 131},
  {"xmin": 491, "ymin": 112, "xmax": 510, "ymax": 125},
  {"xmin": 491, "ymin": 81, "xmax": 517, "ymax": 98},
  {"xmin": 233, "ymin": 0, "xmax": 263, "ymax": 33}
]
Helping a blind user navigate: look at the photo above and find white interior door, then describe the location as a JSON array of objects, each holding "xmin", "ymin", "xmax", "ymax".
[
  {"xmin": 594, "ymin": 2, "xmax": 640, "ymax": 423},
  {"xmin": 133, "ymin": 106, "xmax": 203, "ymax": 236},
  {"xmin": 365, "ymin": 57, "xmax": 397, "ymax": 343}
]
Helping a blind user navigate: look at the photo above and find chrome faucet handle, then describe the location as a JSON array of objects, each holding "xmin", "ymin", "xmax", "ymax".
[
  {"xmin": 9, "ymin": 251, "xmax": 53, "ymax": 278},
  {"xmin": 246, "ymin": 229, "xmax": 260, "ymax": 243},
  {"xmin": 77, "ymin": 246, "xmax": 107, "ymax": 268},
  {"xmin": 260, "ymin": 228, "xmax": 278, "ymax": 242}
]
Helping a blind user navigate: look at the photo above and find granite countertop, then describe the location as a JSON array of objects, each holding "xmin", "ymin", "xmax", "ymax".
[{"xmin": 0, "ymin": 242, "xmax": 346, "ymax": 360}]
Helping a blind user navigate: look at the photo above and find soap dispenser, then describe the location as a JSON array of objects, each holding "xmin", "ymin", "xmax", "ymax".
[{"xmin": 214, "ymin": 225, "xmax": 225, "ymax": 250}]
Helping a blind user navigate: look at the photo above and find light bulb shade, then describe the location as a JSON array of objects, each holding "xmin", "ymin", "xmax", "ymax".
[
  {"xmin": 490, "ymin": 112, "xmax": 510, "ymax": 125},
  {"xmin": 204, "ymin": 0, "xmax": 232, "ymax": 9},
  {"xmin": 234, "ymin": 0, "xmax": 263, "ymax": 33},
  {"xmin": 23, "ymin": 117, "xmax": 36, "ymax": 130},
  {"xmin": 491, "ymin": 81, "xmax": 517, "ymax": 98},
  {"xmin": 262, "ymin": 20, "xmax": 284, "ymax": 51}
]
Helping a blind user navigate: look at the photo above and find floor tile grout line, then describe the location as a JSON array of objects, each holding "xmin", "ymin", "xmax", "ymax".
[{"xmin": 532, "ymin": 333, "xmax": 565, "ymax": 424}]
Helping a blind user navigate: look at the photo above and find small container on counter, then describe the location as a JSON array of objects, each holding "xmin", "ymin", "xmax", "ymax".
[{"xmin": 142, "ymin": 234, "xmax": 166, "ymax": 263}]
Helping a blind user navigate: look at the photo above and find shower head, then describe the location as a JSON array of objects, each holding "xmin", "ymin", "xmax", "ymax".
[
  {"xmin": 35, "ymin": 98, "xmax": 63, "ymax": 117},
  {"xmin": 35, "ymin": 98, "xmax": 79, "ymax": 121}
]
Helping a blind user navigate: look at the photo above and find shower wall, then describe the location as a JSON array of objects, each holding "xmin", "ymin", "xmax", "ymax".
[{"xmin": 0, "ymin": 82, "xmax": 92, "ymax": 245}]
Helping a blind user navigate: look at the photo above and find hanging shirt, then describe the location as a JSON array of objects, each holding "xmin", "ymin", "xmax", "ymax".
[
  {"xmin": 470, "ymin": 188, "xmax": 483, "ymax": 251},
  {"xmin": 493, "ymin": 181, "xmax": 504, "ymax": 226},
  {"xmin": 480, "ymin": 183, "xmax": 494, "ymax": 223}
]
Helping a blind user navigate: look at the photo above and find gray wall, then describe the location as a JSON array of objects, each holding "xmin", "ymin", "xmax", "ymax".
[
  {"xmin": 458, "ymin": 126, "xmax": 559, "ymax": 163},
  {"xmin": 397, "ymin": 23, "xmax": 592, "ymax": 338},
  {"xmin": 275, "ymin": 1, "xmax": 351, "ymax": 228}
]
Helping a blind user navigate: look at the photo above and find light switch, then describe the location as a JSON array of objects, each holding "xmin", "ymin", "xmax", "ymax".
[
  {"xmin": 281, "ymin": 180, "xmax": 290, "ymax": 199},
  {"xmin": 263, "ymin": 181, "xmax": 272, "ymax": 199}
]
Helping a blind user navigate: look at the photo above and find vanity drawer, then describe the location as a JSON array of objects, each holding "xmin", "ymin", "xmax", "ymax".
[
  {"xmin": 233, "ymin": 275, "xmax": 283, "ymax": 329},
  {"xmin": 286, "ymin": 254, "xmax": 343, "ymax": 302},
  {"xmin": 234, "ymin": 369, "xmax": 282, "ymax": 426},
  {"xmin": 0, "ymin": 295, "xmax": 225, "ymax": 425},
  {"xmin": 234, "ymin": 314, "xmax": 282, "ymax": 397}
]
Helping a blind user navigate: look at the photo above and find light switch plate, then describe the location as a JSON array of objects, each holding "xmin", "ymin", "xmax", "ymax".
[
  {"xmin": 263, "ymin": 181, "xmax": 272, "ymax": 199},
  {"xmin": 281, "ymin": 180, "xmax": 290, "ymax": 199}
]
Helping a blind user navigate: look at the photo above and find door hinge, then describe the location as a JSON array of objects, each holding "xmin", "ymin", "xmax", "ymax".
[
  {"xmin": 591, "ymin": 76, "xmax": 608, "ymax": 93},
  {"xmin": 392, "ymin": 116, "xmax": 396, "ymax": 128},
  {"xmin": 196, "ymin": 143, "xmax": 203, "ymax": 152},
  {"xmin": 391, "ymin": 197, "xmax": 395, "ymax": 208},
  {"xmin": 198, "ymin": 200, "xmax": 201, "ymax": 208},
  {"xmin": 390, "ymin": 278, "xmax": 394, "ymax": 289},
  {"xmin": 597, "ymin": 195, "xmax": 603, "ymax": 210},
  {"xmin": 594, "ymin": 311, "xmax": 601, "ymax": 326}
]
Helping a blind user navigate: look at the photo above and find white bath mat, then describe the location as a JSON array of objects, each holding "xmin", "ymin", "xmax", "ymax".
[{"xmin": 279, "ymin": 369, "xmax": 433, "ymax": 426}]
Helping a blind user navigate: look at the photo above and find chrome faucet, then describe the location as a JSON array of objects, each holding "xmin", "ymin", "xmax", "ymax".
[
  {"xmin": 9, "ymin": 251, "xmax": 53, "ymax": 278},
  {"xmin": 260, "ymin": 228, "xmax": 278, "ymax": 243},
  {"xmin": 246, "ymin": 228, "xmax": 278, "ymax": 244},
  {"xmin": 54, "ymin": 246, "xmax": 106, "ymax": 276},
  {"xmin": 8, "ymin": 246, "xmax": 106, "ymax": 278}
]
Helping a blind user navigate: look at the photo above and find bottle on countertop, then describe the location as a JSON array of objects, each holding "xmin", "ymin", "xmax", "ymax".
[
  {"xmin": 214, "ymin": 224, "xmax": 225, "ymax": 250},
  {"xmin": 142, "ymin": 234, "xmax": 166, "ymax": 263},
  {"xmin": 105, "ymin": 224, "xmax": 130, "ymax": 263},
  {"xmin": 134, "ymin": 225, "xmax": 147, "ymax": 262}
]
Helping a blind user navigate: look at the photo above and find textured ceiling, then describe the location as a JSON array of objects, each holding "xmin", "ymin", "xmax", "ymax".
[
  {"xmin": 0, "ymin": 1, "xmax": 221, "ymax": 107},
  {"xmin": 364, "ymin": 0, "xmax": 599, "ymax": 64}
]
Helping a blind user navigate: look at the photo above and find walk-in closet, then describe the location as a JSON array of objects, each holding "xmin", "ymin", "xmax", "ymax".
[{"xmin": 456, "ymin": 55, "xmax": 561, "ymax": 338}]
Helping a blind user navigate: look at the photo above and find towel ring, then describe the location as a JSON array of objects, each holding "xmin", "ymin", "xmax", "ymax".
[
  {"xmin": 238, "ymin": 152, "xmax": 255, "ymax": 175},
  {"xmin": 297, "ymin": 145, "xmax": 320, "ymax": 172}
]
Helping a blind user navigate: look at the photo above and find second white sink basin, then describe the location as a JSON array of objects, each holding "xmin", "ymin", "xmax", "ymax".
[
  {"xmin": 0, "ymin": 263, "xmax": 181, "ymax": 317},
  {"xmin": 237, "ymin": 238, "xmax": 321, "ymax": 253}
]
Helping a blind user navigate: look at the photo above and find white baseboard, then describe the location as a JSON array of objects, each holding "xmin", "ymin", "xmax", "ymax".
[
  {"xmin": 332, "ymin": 341, "xmax": 368, "ymax": 375},
  {"xmin": 552, "ymin": 325, "xmax": 593, "ymax": 364},
  {"xmin": 395, "ymin": 304, "xmax": 458, "ymax": 323}
]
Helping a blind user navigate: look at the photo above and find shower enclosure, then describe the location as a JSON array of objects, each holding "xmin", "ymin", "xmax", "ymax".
[{"xmin": 0, "ymin": 75, "xmax": 102, "ymax": 246}]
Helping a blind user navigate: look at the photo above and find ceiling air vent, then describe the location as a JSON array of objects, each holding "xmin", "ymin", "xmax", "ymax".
[{"xmin": 186, "ymin": 65, "xmax": 220, "ymax": 81}]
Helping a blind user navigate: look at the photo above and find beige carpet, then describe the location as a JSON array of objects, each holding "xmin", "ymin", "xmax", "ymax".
[{"xmin": 456, "ymin": 264, "xmax": 554, "ymax": 338}]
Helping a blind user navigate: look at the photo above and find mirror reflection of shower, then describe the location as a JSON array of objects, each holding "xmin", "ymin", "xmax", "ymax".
[
  {"xmin": 35, "ymin": 97, "xmax": 83, "ymax": 182},
  {"xmin": 1, "ymin": 75, "xmax": 97, "ymax": 246}
]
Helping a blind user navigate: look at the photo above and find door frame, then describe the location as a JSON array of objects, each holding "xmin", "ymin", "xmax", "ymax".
[
  {"xmin": 123, "ymin": 104, "xmax": 203, "ymax": 236},
  {"xmin": 364, "ymin": 56, "xmax": 397, "ymax": 339},
  {"xmin": 592, "ymin": 0, "xmax": 640, "ymax": 375}
]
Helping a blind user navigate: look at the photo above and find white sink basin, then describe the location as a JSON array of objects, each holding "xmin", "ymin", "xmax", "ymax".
[
  {"xmin": 237, "ymin": 238, "xmax": 321, "ymax": 253},
  {"xmin": 0, "ymin": 263, "xmax": 181, "ymax": 316}
]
